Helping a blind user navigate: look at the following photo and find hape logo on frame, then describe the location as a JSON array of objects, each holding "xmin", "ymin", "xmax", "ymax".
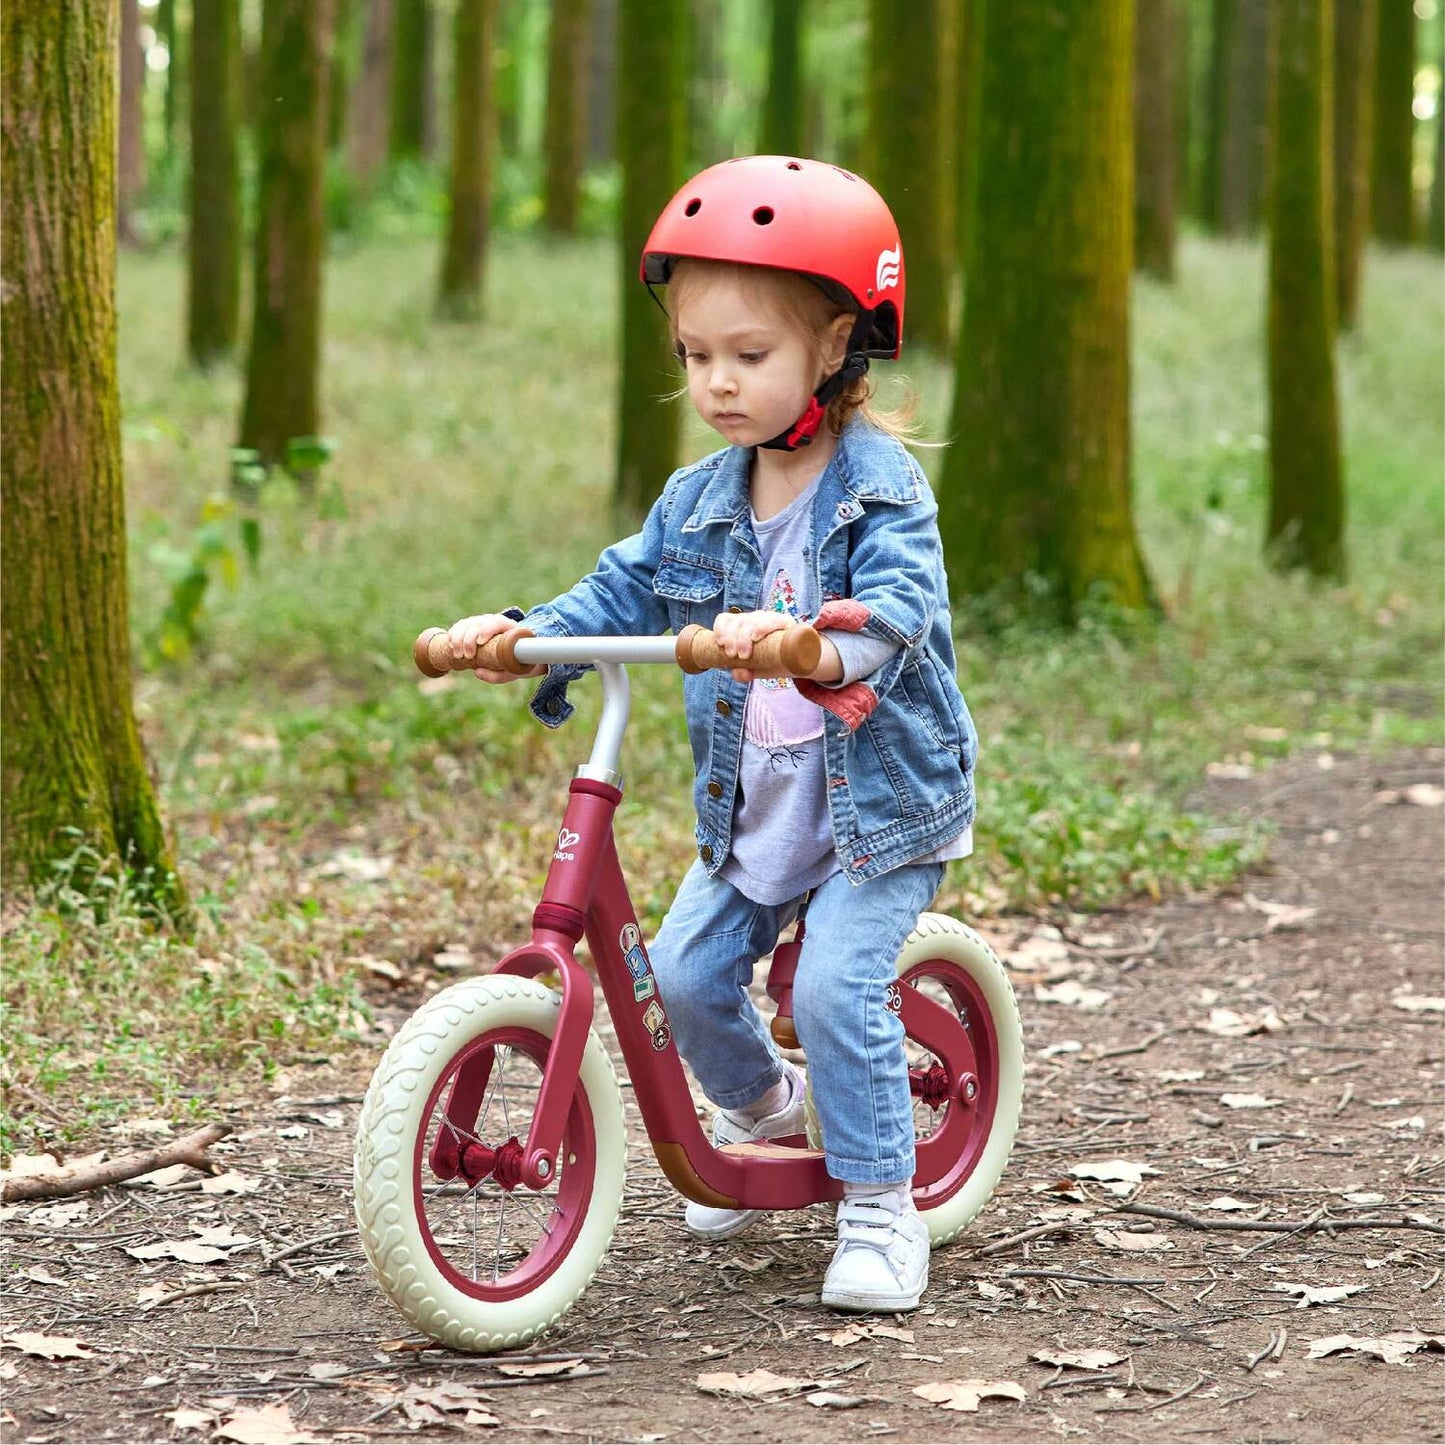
[
  {"xmin": 554, "ymin": 827, "xmax": 581, "ymax": 862},
  {"xmin": 875, "ymin": 245, "xmax": 901, "ymax": 293}
]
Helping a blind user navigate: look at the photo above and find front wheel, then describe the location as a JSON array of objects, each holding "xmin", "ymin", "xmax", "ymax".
[
  {"xmin": 806, "ymin": 914, "xmax": 1024, "ymax": 1247},
  {"xmin": 353, "ymin": 975, "xmax": 626, "ymax": 1352}
]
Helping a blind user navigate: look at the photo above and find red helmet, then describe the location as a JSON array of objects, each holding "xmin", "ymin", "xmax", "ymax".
[{"xmin": 641, "ymin": 156, "xmax": 905, "ymax": 359}]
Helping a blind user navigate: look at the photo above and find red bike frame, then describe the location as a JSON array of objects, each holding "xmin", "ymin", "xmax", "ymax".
[{"xmin": 431, "ymin": 775, "xmax": 994, "ymax": 1211}]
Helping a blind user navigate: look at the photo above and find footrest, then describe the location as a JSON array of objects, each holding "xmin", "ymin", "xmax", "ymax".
[{"xmin": 718, "ymin": 1138, "xmax": 824, "ymax": 1161}]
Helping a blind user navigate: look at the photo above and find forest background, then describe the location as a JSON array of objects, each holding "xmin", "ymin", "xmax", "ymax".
[{"xmin": 0, "ymin": 0, "xmax": 1441, "ymax": 1153}]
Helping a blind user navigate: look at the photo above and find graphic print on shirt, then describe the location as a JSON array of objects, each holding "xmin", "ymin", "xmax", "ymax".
[{"xmin": 743, "ymin": 565, "xmax": 824, "ymax": 767}]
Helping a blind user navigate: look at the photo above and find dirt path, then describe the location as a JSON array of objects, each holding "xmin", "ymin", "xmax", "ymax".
[{"xmin": 3, "ymin": 749, "xmax": 1442, "ymax": 1444}]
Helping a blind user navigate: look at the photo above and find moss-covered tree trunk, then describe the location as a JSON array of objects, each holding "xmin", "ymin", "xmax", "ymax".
[
  {"xmin": 1136, "ymin": 0, "xmax": 1179, "ymax": 279},
  {"xmin": 1371, "ymin": 0, "xmax": 1415, "ymax": 242},
  {"xmin": 954, "ymin": 0, "xmax": 979, "ymax": 270},
  {"xmin": 1203, "ymin": 0, "xmax": 1271, "ymax": 232},
  {"xmin": 188, "ymin": 0, "xmax": 243, "ymax": 367},
  {"xmin": 1267, "ymin": 0, "xmax": 1345, "ymax": 577},
  {"xmin": 238, "ymin": 0, "xmax": 334, "ymax": 467},
  {"xmin": 347, "ymin": 0, "xmax": 393, "ymax": 186},
  {"xmin": 543, "ymin": 0, "xmax": 589, "ymax": 235},
  {"xmin": 940, "ymin": 0, "xmax": 1152, "ymax": 622},
  {"xmin": 760, "ymin": 0, "xmax": 804, "ymax": 156},
  {"xmin": 438, "ymin": 0, "xmax": 494, "ymax": 317},
  {"xmin": 118, "ymin": 0, "xmax": 146, "ymax": 242},
  {"xmin": 1333, "ymin": 0, "xmax": 1376, "ymax": 327},
  {"xmin": 613, "ymin": 0, "xmax": 684, "ymax": 519},
  {"xmin": 389, "ymin": 0, "xmax": 431, "ymax": 162},
  {"xmin": 867, "ymin": 0, "xmax": 951, "ymax": 353},
  {"xmin": 1, "ymin": 2, "xmax": 185, "ymax": 911}
]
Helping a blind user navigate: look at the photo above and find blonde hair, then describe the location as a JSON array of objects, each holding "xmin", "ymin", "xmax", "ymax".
[{"xmin": 666, "ymin": 259, "xmax": 918, "ymax": 442}]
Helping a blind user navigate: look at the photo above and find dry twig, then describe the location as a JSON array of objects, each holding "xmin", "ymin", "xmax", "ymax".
[{"xmin": 0, "ymin": 1123, "xmax": 231, "ymax": 1203}]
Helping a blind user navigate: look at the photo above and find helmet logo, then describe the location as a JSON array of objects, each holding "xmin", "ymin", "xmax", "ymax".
[{"xmin": 875, "ymin": 245, "xmax": 901, "ymax": 293}]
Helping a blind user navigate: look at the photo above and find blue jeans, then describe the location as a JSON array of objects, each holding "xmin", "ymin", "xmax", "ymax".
[{"xmin": 648, "ymin": 859, "xmax": 944, "ymax": 1185}]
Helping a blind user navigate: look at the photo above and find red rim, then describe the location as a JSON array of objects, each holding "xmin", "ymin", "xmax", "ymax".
[
  {"xmin": 410, "ymin": 1026, "xmax": 598, "ymax": 1301},
  {"xmin": 900, "ymin": 957, "xmax": 1003, "ymax": 1213}
]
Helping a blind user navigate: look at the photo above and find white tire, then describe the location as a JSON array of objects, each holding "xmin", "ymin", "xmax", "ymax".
[
  {"xmin": 805, "ymin": 912, "xmax": 1023, "ymax": 1247},
  {"xmin": 354, "ymin": 975, "xmax": 626, "ymax": 1352}
]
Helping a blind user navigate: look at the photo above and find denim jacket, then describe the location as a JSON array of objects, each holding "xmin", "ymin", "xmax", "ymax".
[{"xmin": 521, "ymin": 419, "xmax": 978, "ymax": 885}]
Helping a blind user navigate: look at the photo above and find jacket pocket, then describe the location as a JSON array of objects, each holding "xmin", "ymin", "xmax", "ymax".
[
  {"xmin": 653, "ymin": 553, "xmax": 725, "ymax": 628},
  {"xmin": 895, "ymin": 654, "xmax": 957, "ymax": 751}
]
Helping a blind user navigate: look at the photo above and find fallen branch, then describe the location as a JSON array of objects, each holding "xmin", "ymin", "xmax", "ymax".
[
  {"xmin": 1, "ymin": 1123, "xmax": 231, "ymax": 1203},
  {"xmin": 1116, "ymin": 1201, "xmax": 1445, "ymax": 1238},
  {"xmin": 971, "ymin": 1219, "xmax": 1092, "ymax": 1257}
]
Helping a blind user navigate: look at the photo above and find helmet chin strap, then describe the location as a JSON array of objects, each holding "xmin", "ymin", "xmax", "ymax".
[{"xmin": 760, "ymin": 313, "xmax": 877, "ymax": 452}]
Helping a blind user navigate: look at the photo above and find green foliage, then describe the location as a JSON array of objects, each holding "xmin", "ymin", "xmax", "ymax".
[{"xmin": 145, "ymin": 495, "xmax": 240, "ymax": 664}]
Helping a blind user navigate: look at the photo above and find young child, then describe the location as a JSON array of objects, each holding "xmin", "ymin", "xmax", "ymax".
[{"xmin": 447, "ymin": 156, "xmax": 977, "ymax": 1314}]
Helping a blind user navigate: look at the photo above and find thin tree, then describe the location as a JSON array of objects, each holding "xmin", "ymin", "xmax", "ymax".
[
  {"xmin": 438, "ymin": 0, "xmax": 495, "ymax": 317},
  {"xmin": 543, "ymin": 0, "xmax": 590, "ymax": 235},
  {"xmin": 587, "ymin": 0, "xmax": 618, "ymax": 163},
  {"xmin": 1430, "ymin": 40, "xmax": 1445, "ymax": 250},
  {"xmin": 2, "ymin": 2, "xmax": 185, "ymax": 910},
  {"xmin": 329, "ymin": 0, "xmax": 355, "ymax": 149},
  {"xmin": 389, "ymin": 0, "xmax": 432, "ymax": 162},
  {"xmin": 613, "ymin": 0, "xmax": 685, "ymax": 518},
  {"xmin": 347, "ymin": 0, "xmax": 394, "ymax": 188},
  {"xmin": 954, "ymin": 0, "xmax": 979, "ymax": 271},
  {"xmin": 1202, "ymin": 0, "xmax": 1272, "ymax": 232},
  {"xmin": 118, "ymin": 0, "xmax": 146, "ymax": 242},
  {"xmin": 760, "ymin": 0, "xmax": 805, "ymax": 157},
  {"xmin": 1267, "ymin": 0, "xmax": 1345, "ymax": 577},
  {"xmin": 1136, "ymin": 0, "xmax": 1179, "ymax": 279},
  {"xmin": 1371, "ymin": 0, "xmax": 1415, "ymax": 242},
  {"xmin": 867, "ymin": 0, "xmax": 952, "ymax": 353},
  {"xmin": 940, "ymin": 0, "xmax": 1152, "ymax": 622},
  {"xmin": 188, "ymin": 0, "xmax": 243, "ymax": 366},
  {"xmin": 158, "ymin": 0, "xmax": 184, "ymax": 155},
  {"xmin": 1333, "ymin": 0, "xmax": 1377, "ymax": 328},
  {"xmin": 239, "ymin": 0, "xmax": 334, "ymax": 468}
]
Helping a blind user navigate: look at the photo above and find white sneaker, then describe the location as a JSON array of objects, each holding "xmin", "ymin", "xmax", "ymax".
[
  {"xmin": 684, "ymin": 1063, "xmax": 806, "ymax": 1242},
  {"xmin": 820, "ymin": 1190, "xmax": 930, "ymax": 1313}
]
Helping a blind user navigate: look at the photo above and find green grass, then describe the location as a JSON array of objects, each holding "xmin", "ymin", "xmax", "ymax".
[{"xmin": 3, "ymin": 230, "xmax": 1440, "ymax": 1152}]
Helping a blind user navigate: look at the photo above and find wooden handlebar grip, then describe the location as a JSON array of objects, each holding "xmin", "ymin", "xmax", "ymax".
[
  {"xmin": 675, "ymin": 623, "xmax": 822, "ymax": 678},
  {"xmin": 413, "ymin": 625, "xmax": 535, "ymax": 677}
]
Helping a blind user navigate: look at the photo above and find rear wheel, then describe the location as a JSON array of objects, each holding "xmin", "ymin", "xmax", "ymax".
[
  {"xmin": 354, "ymin": 975, "xmax": 626, "ymax": 1351},
  {"xmin": 806, "ymin": 914, "xmax": 1023, "ymax": 1246}
]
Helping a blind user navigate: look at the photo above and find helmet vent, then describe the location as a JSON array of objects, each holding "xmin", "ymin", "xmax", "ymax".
[
  {"xmin": 786, "ymin": 161, "xmax": 802, "ymax": 171},
  {"xmin": 752, "ymin": 206, "xmax": 775, "ymax": 225},
  {"xmin": 684, "ymin": 198, "xmax": 702, "ymax": 216}
]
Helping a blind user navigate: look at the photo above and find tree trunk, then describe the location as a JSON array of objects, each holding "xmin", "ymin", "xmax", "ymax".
[
  {"xmin": 188, "ymin": 0, "xmax": 243, "ymax": 366},
  {"xmin": 1430, "ymin": 36, "xmax": 1445, "ymax": 250},
  {"xmin": 438, "ymin": 0, "xmax": 495, "ymax": 317},
  {"xmin": 389, "ymin": 0, "xmax": 431, "ymax": 162},
  {"xmin": 347, "ymin": 0, "xmax": 394, "ymax": 186},
  {"xmin": 1267, "ymin": 0, "xmax": 1345, "ymax": 577},
  {"xmin": 1136, "ymin": 0, "xmax": 1179, "ymax": 278},
  {"xmin": 158, "ymin": 0, "xmax": 183, "ymax": 155},
  {"xmin": 1, "ymin": 2, "xmax": 185, "ymax": 911},
  {"xmin": 867, "ymin": 0, "xmax": 952, "ymax": 353},
  {"xmin": 239, "ymin": 0, "xmax": 334, "ymax": 468},
  {"xmin": 329, "ymin": 0, "xmax": 356, "ymax": 150},
  {"xmin": 1333, "ymin": 0, "xmax": 1376, "ymax": 327},
  {"xmin": 940, "ymin": 0, "xmax": 1152, "ymax": 622},
  {"xmin": 761, "ymin": 0, "xmax": 805, "ymax": 156},
  {"xmin": 543, "ymin": 0, "xmax": 589, "ymax": 234},
  {"xmin": 118, "ymin": 0, "xmax": 146, "ymax": 242},
  {"xmin": 1203, "ymin": 0, "xmax": 1272, "ymax": 231},
  {"xmin": 1371, "ymin": 0, "xmax": 1415, "ymax": 242},
  {"xmin": 586, "ymin": 0, "xmax": 617, "ymax": 163},
  {"xmin": 1175, "ymin": 0, "xmax": 1194, "ymax": 218},
  {"xmin": 613, "ymin": 0, "xmax": 684, "ymax": 519},
  {"xmin": 955, "ymin": 0, "xmax": 980, "ymax": 270}
]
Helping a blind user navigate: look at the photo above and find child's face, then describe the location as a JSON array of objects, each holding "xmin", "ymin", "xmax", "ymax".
[{"xmin": 674, "ymin": 273, "xmax": 831, "ymax": 449}]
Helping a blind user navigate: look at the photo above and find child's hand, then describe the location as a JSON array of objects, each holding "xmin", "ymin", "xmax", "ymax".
[
  {"xmin": 710, "ymin": 610, "xmax": 795, "ymax": 682},
  {"xmin": 446, "ymin": 614, "xmax": 546, "ymax": 683}
]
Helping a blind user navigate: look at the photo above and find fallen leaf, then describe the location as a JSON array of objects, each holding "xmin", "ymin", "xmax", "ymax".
[
  {"xmin": 1068, "ymin": 1159, "xmax": 1161, "ymax": 1185},
  {"xmin": 697, "ymin": 1367, "xmax": 814, "ymax": 1397},
  {"xmin": 495, "ymin": 1360, "xmax": 585, "ymax": 1378},
  {"xmin": 131, "ymin": 1163, "xmax": 194, "ymax": 1190},
  {"xmin": 1202, "ymin": 1007, "xmax": 1285, "ymax": 1037},
  {"xmin": 806, "ymin": 1391, "xmax": 868, "ymax": 1408},
  {"xmin": 215, "ymin": 1402, "xmax": 321, "ymax": 1444},
  {"xmin": 1203, "ymin": 1196, "xmax": 1254, "ymax": 1212},
  {"xmin": 23, "ymin": 1266, "xmax": 66, "ymax": 1287},
  {"xmin": 1402, "ymin": 783, "xmax": 1445, "ymax": 807},
  {"xmin": 1243, "ymin": 894, "xmax": 1318, "ymax": 931},
  {"xmin": 125, "ymin": 1240, "xmax": 232, "ymax": 1265},
  {"xmin": 1305, "ymin": 1332, "xmax": 1445, "ymax": 1365},
  {"xmin": 199, "ymin": 1171, "xmax": 259, "ymax": 1196},
  {"xmin": 136, "ymin": 1284, "xmax": 173, "ymax": 1306},
  {"xmin": 1, "ymin": 1332, "xmax": 94, "ymax": 1360},
  {"xmin": 1093, "ymin": 1229, "xmax": 1175, "ymax": 1252},
  {"xmin": 1159, "ymin": 1068, "xmax": 1206, "ymax": 1082},
  {"xmin": 1273, "ymin": 1283, "xmax": 1370, "ymax": 1308},
  {"xmin": 912, "ymin": 1378, "xmax": 1027, "ymax": 1412},
  {"xmin": 976, "ymin": 1281, "xmax": 1010, "ymax": 1301},
  {"xmin": 1034, "ymin": 979, "xmax": 1112, "ymax": 1010},
  {"xmin": 318, "ymin": 850, "xmax": 391, "ymax": 881},
  {"xmin": 1219, "ymin": 1093, "xmax": 1283, "ymax": 1110},
  {"xmin": 1343, "ymin": 1192, "xmax": 1386, "ymax": 1206},
  {"xmin": 190, "ymin": 1226, "xmax": 256, "ymax": 1249},
  {"xmin": 1039, "ymin": 1040, "xmax": 1084, "ymax": 1058},
  {"xmin": 306, "ymin": 1362, "xmax": 349, "ymax": 1380},
  {"xmin": 1392, "ymin": 995, "xmax": 1445, "ymax": 1014},
  {"xmin": 1033, "ymin": 1349, "xmax": 1126, "ymax": 1371},
  {"xmin": 1382, "ymin": 1116, "xmax": 1426, "ymax": 1131},
  {"xmin": 163, "ymin": 1408, "xmax": 216, "ymax": 1433},
  {"xmin": 114, "ymin": 1117, "xmax": 174, "ymax": 1139}
]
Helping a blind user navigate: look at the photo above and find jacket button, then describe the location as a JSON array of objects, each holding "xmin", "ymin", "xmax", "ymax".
[
  {"xmin": 699, "ymin": 844, "xmax": 714, "ymax": 863},
  {"xmin": 716, "ymin": 699, "xmax": 731, "ymax": 717},
  {"xmin": 706, "ymin": 781, "xmax": 723, "ymax": 798}
]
